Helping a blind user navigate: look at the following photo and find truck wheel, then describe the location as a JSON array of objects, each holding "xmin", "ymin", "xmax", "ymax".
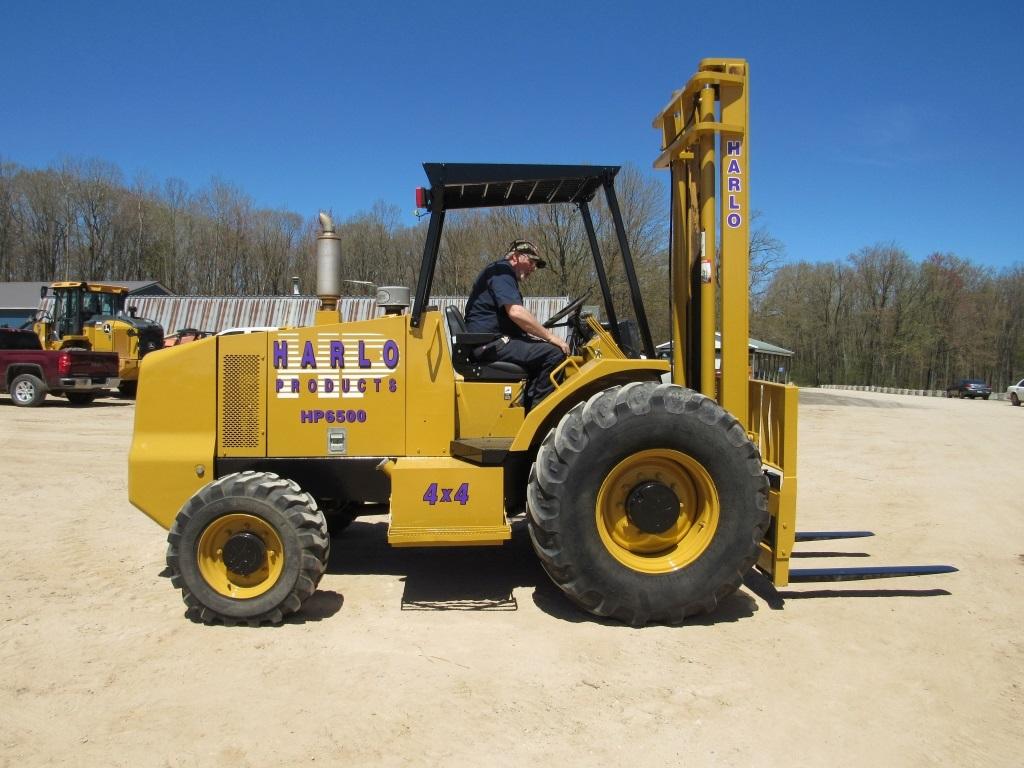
[
  {"xmin": 527, "ymin": 381, "xmax": 768, "ymax": 625},
  {"xmin": 66, "ymin": 392, "xmax": 97, "ymax": 405},
  {"xmin": 10, "ymin": 373, "xmax": 46, "ymax": 407},
  {"xmin": 166, "ymin": 471, "xmax": 330, "ymax": 625}
]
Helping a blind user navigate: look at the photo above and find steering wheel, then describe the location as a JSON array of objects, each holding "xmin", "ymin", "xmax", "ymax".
[{"xmin": 542, "ymin": 295, "xmax": 587, "ymax": 329}]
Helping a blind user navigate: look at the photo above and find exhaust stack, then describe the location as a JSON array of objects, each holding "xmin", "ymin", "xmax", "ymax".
[{"xmin": 316, "ymin": 212, "xmax": 342, "ymax": 312}]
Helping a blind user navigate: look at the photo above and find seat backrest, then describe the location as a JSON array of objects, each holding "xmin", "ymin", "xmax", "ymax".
[
  {"xmin": 445, "ymin": 305, "xmax": 468, "ymax": 337},
  {"xmin": 443, "ymin": 303, "xmax": 525, "ymax": 382}
]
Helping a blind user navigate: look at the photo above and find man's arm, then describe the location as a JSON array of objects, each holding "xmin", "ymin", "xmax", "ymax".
[{"xmin": 506, "ymin": 304, "xmax": 570, "ymax": 355}]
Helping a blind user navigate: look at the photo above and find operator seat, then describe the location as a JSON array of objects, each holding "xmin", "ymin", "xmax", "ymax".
[{"xmin": 444, "ymin": 306, "xmax": 526, "ymax": 382}]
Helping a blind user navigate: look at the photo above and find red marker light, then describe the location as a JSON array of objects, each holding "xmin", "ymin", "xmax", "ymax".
[{"xmin": 415, "ymin": 187, "xmax": 429, "ymax": 209}]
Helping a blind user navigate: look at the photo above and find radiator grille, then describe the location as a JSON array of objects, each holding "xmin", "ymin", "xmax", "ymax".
[{"xmin": 221, "ymin": 354, "xmax": 262, "ymax": 448}]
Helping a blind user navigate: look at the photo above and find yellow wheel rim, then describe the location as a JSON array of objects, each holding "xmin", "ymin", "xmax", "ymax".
[
  {"xmin": 595, "ymin": 449, "xmax": 720, "ymax": 574},
  {"xmin": 196, "ymin": 513, "xmax": 284, "ymax": 598}
]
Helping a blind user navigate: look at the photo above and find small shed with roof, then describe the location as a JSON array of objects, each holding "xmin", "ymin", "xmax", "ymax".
[{"xmin": 655, "ymin": 333, "xmax": 794, "ymax": 383}]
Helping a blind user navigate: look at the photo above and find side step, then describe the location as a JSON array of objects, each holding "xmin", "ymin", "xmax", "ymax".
[
  {"xmin": 451, "ymin": 438, "xmax": 513, "ymax": 466},
  {"xmin": 785, "ymin": 529, "xmax": 957, "ymax": 583}
]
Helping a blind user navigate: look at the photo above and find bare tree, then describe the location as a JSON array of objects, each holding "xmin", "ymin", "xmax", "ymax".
[
  {"xmin": 15, "ymin": 169, "xmax": 69, "ymax": 281},
  {"xmin": 0, "ymin": 161, "xmax": 18, "ymax": 280},
  {"xmin": 749, "ymin": 210, "xmax": 786, "ymax": 303},
  {"xmin": 63, "ymin": 158, "xmax": 123, "ymax": 279}
]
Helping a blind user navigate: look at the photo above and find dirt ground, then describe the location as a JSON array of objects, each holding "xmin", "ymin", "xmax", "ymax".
[{"xmin": 0, "ymin": 387, "xmax": 1020, "ymax": 767}]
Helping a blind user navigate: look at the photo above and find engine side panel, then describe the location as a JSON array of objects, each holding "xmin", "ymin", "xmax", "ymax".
[{"xmin": 128, "ymin": 339, "xmax": 217, "ymax": 529}]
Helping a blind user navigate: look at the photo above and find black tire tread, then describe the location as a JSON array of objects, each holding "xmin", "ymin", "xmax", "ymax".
[
  {"xmin": 166, "ymin": 471, "xmax": 329, "ymax": 626},
  {"xmin": 527, "ymin": 381, "xmax": 769, "ymax": 626}
]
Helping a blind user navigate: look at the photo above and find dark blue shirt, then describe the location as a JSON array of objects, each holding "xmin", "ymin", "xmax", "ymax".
[{"xmin": 464, "ymin": 260, "xmax": 525, "ymax": 338}]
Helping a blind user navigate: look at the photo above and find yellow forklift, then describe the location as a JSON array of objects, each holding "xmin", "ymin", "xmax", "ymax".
[
  {"xmin": 34, "ymin": 281, "xmax": 164, "ymax": 395},
  {"xmin": 129, "ymin": 59, "xmax": 953, "ymax": 625}
]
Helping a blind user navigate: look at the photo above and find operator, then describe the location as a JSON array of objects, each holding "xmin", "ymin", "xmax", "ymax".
[
  {"xmin": 464, "ymin": 239, "xmax": 570, "ymax": 411},
  {"xmin": 82, "ymin": 294, "xmax": 101, "ymax": 321}
]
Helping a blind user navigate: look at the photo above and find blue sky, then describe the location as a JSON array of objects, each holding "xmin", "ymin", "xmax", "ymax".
[{"xmin": 2, "ymin": 1, "xmax": 1021, "ymax": 269}]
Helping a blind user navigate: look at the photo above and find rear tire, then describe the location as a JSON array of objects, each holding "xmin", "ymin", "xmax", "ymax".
[
  {"xmin": 166, "ymin": 471, "xmax": 330, "ymax": 625},
  {"xmin": 10, "ymin": 373, "xmax": 46, "ymax": 407},
  {"xmin": 66, "ymin": 392, "xmax": 97, "ymax": 405},
  {"xmin": 527, "ymin": 381, "xmax": 769, "ymax": 625},
  {"xmin": 1012, "ymin": 393, "xmax": 1020, "ymax": 407}
]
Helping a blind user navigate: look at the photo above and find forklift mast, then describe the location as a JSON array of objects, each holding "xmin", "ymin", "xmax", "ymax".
[
  {"xmin": 654, "ymin": 60, "xmax": 798, "ymax": 584},
  {"xmin": 654, "ymin": 58, "xmax": 750, "ymax": 417}
]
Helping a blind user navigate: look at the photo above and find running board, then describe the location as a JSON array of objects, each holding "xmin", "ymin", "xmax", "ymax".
[
  {"xmin": 788, "ymin": 565, "xmax": 958, "ymax": 583},
  {"xmin": 795, "ymin": 530, "xmax": 874, "ymax": 542}
]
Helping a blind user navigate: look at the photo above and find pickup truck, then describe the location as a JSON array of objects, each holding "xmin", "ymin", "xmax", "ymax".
[{"xmin": 0, "ymin": 328, "xmax": 120, "ymax": 407}]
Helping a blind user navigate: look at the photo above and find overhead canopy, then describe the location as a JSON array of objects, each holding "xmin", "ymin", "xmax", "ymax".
[
  {"xmin": 422, "ymin": 163, "xmax": 620, "ymax": 210},
  {"xmin": 411, "ymin": 160, "xmax": 653, "ymax": 357}
]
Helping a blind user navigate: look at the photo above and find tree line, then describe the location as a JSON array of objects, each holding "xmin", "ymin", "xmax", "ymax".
[
  {"xmin": 3, "ymin": 156, "xmax": 1019, "ymax": 390},
  {"xmin": 0, "ymin": 157, "xmax": 683, "ymax": 340},
  {"xmin": 751, "ymin": 247, "xmax": 1024, "ymax": 391},
  {"xmin": 0, "ymin": 158, "xmax": 310, "ymax": 296}
]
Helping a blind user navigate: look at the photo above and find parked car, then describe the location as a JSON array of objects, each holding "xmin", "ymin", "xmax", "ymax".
[
  {"xmin": 0, "ymin": 328, "xmax": 120, "ymax": 407},
  {"xmin": 945, "ymin": 378, "xmax": 992, "ymax": 400},
  {"xmin": 1007, "ymin": 378, "xmax": 1024, "ymax": 407}
]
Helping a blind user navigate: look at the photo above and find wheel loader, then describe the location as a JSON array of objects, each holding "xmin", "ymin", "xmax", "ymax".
[
  {"xmin": 128, "ymin": 59, "xmax": 953, "ymax": 626},
  {"xmin": 34, "ymin": 281, "xmax": 164, "ymax": 395}
]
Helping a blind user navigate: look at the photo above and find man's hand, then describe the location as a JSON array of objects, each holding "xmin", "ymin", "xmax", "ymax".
[
  {"xmin": 550, "ymin": 336, "xmax": 570, "ymax": 356},
  {"xmin": 507, "ymin": 304, "xmax": 571, "ymax": 356}
]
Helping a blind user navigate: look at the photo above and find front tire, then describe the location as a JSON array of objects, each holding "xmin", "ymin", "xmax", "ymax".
[
  {"xmin": 527, "ymin": 382, "xmax": 769, "ymax": 625},
  {"xmin": 1011, "ymin": 393, "xmax": 1020, "ymax": 407},
  {"xmin": 166, "ymin": 471, "xmax": 330, "ymax": 625},
  {"xmin": 10, "ymin": 373, "xmax": 46, "ymax": 407}
]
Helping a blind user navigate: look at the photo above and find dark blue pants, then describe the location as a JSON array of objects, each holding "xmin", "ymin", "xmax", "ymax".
[{"xmin": 496, "ymin": 338, "xmax": 565, "ymax": 411}]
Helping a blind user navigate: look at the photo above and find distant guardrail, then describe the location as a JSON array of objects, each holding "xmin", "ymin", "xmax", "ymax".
[{"xmin": 821, "ymin": 384, "xmax": 1008, "ymax": 401}]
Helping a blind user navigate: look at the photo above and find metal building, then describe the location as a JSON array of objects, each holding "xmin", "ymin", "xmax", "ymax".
[{"xmin": 102, "ymin": 295, "xmax": 571, "ymax": 339}]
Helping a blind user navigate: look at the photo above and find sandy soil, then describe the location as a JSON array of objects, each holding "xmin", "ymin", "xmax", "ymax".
[{"xmin": 0, "ymin": 388, "xmax": 1020, "ymax": 767}]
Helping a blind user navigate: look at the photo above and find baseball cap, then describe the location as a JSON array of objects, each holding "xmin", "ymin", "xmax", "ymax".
[{"xmin": 509, "ymin": 239, "xmax": 546, "ymax": 268}]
